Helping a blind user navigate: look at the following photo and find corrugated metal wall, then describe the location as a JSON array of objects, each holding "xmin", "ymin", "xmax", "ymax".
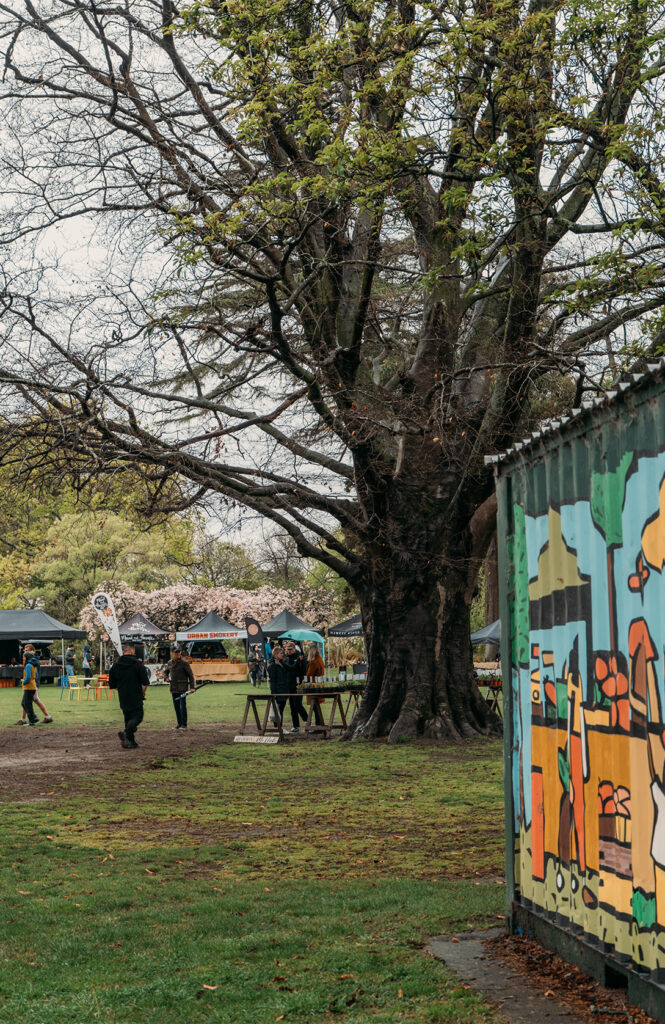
[{"xmin": 496, "ymin": 371, "xmax": 665, "ymax": 997}]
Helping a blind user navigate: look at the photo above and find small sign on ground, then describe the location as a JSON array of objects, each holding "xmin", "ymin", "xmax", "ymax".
[{"xmin": 233, "ymin": 734, "xmax": 280, "ymax": 744}]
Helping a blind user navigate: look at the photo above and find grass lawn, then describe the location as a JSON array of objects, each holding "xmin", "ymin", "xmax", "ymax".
[
  {"xmin": 6, "ymin": 680, "xmax": 254, "ymax": 728},
  {"xmin": 0, "ymin": 684, "xmax": 506, "ymax": 1023}
]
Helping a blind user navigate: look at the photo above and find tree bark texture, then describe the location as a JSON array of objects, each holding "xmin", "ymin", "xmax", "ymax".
[{"xmin": 346, "ymin": 480, "xmax": 501, "ymax": 741}]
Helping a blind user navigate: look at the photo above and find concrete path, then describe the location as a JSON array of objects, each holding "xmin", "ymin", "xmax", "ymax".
[{"xmin": 428, "ymin": 929, "xmax": 586, "ymax": 1024}]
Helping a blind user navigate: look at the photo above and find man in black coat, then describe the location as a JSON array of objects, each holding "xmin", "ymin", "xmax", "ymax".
[
  {"xmin": 267, "ymin": 646, "xmax": 290, "ymax": 728},
  {"xmin": 164, "ymin": 646, "xmax": 195, "ymax": 730},
  {"xmin": 284, "ymin": 641, "xmax": 308, "ymax": 733},
  {"xmin": 109, "ymin": 642, "xmax": 150, "ymax": 749}
]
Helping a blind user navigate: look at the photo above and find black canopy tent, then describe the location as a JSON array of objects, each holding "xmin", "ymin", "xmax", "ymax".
[
  {"xmin": 328, "ymin": 614, "xmax": 363, "ymax": 637},
  {"xmin": 116, "ymin": 612, "xmax": 169, "ymax": 664},
  {"xmin": 0, "ymin": 609, "xmax": 87, "ymax": 680},
  {"xmin": 175, "ymin": 611, "xmax": 245, "ymax": 641},
  {"xmin": 261, "ymin": 608, "xmax": 317, "ymax": 639},
  {"xmin": 118, "ymin": 612, "xmax": 168, "ymax": 642},
  {"xmin": 0, "ymin": 609, "xmax": 86, "ymax": 641}
]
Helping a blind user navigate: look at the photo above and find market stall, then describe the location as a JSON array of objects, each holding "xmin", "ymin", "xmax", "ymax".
[
  {"xmin": 175, "ymin": 611, "xmax": 248, "ymax": 683},
  {"xmin": 326, "ymin": 614, "xmax": 365, "ymax": 680},
  {"xmin": 117, "ymin": 612, "xmax": 171, "ymax": 683},
  {"xmin": 0, "ymin": 609, "xmax": 86, "ymax": 686}
]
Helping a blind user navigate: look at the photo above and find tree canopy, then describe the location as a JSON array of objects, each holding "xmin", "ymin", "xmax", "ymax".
[{"xmin": 1, "ymin": 0, "xmax": 664, "ymax": 737}]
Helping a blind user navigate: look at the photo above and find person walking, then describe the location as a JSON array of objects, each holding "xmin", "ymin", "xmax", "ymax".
[
  {"xmin": 64, "ymin": 644, "xmax": 76, "ymax": 678},
  {"xmin": 15, "ymin": 645, "xmax": 54, "ymax": 725},
  {"xmin": 108, "ymin": 642, "xmax": 149, "ymax": 749},
  {"xmin": 284, "ymin": 641, "xmax": 308, "ymax": 733},
  {"xmin": 267, "ymin": 646, "xmax": 290, "ymax": 728},
  {"xmin": 164, "ymin": 646, "xmax": 195, "ymax": 731},
  {"xmin": 19, "ymin": 644, "xmax": 40, "ymax": 726},
  {"xmin": 247, "ymin": 645, "xmax": 264, "ymax": 687}
]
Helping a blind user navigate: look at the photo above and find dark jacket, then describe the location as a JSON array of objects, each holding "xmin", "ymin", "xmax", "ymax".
[
  {"xmin": 284, "ymin": 652, "xmax": 304, "ymax": 690},
  {"xmin": 108, "ymin": 655, "xmax": 149, "ymax": 706},
  {"xmin": 268, "ymin": 656, "xmax": 290, "ymax": 695},
  {"xmin": 164, "ymin": 657, "xmax": 195, "ymax": 695},
  {"xmin": 247, "ymin": 649, "xmax": 264, "ymax": 669}
]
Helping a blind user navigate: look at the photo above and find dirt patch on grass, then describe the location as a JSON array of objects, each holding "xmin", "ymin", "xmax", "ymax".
[{"xmin": 0, "ymin": 723, "xmax": 237, "ymax": 800}]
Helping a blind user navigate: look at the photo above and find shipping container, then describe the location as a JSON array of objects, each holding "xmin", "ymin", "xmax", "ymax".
[{"xmin": 489, "ymin": 362, "xmax": 665, "ymax": 1019}]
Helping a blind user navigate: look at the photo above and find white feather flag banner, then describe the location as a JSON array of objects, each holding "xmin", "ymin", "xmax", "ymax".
[{"xmin": 91, "ymin": 592, "xmax": 123, "ymax": 655}]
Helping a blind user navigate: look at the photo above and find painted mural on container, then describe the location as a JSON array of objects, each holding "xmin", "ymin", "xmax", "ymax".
[{"xmin": 508, "ymin": 438, "xmax": 665, "ymax": 980}]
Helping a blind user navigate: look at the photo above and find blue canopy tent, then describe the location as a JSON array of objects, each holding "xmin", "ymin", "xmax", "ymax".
[{"xmin": 278, "ymin": 629, "xmax": 324, "ymax": 644}]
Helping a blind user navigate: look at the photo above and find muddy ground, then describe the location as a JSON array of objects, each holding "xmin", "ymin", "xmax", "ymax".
[{"xmin": 0, "ymin": 723, "xmax": 237, "ymax": 801}]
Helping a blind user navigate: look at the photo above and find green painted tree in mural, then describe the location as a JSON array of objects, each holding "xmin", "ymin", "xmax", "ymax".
[
  {"xmin": 591, "ymin": 453, "xmax": 634, "ymax": 551},
  {"xmin": 591, "ymin": 452, "xmax": 634, "ymax": 652}
]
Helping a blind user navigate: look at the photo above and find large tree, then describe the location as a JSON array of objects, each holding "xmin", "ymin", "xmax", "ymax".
[{"xmin": 1, "ymin": 0, "xmax": 664, "ymax": 739}]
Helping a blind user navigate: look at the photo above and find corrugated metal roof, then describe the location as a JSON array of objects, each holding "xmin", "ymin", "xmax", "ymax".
[{"xmin": 484, "ymin": 358, "xmax": 665, "ymax": 469}]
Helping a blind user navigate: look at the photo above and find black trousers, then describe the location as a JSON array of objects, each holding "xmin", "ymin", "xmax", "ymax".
[
  {"xmin": 172, "ymin": 692, "xmax": 187, "ymax": 727},
  {"xmin": 289, "ymin": 695, "xmax": 308, "ymax": 728},
  {"xmin": 274, "ymin": 696, "xmax": 287, "ymax": 723},
  {"xmin": 21, "ymin": 689, "xmax": 38, "ymax": 724},
  {"xmin": 121, "ymin": 702, "xmax": 144, "ymax": 742}
]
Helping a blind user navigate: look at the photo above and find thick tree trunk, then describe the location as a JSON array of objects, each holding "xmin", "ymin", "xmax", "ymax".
[{"xmin": 347, "ymin": 535, "xmax": 502, "ymax": 742}]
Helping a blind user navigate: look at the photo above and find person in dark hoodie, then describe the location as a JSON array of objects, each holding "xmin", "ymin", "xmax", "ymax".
[
  {"xmin": 19, "ymin": 644, "xmax": 40, "ymax": 726},
  {"xmin": 108, "ymin": 642, "xmax": 149, "ymax": 749}
]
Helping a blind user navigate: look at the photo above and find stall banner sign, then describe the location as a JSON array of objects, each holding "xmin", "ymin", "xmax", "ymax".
[
  {"xmin": 244, "ymin": 616, "xmax": 265, "ymax": 644},
  {"xmin": 179, "ymin": 630, "xmax": 239, "ymax": 640},
  {"xmin": 91, "ymin": 593, "xmax": 122, "ymax": 655}
]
